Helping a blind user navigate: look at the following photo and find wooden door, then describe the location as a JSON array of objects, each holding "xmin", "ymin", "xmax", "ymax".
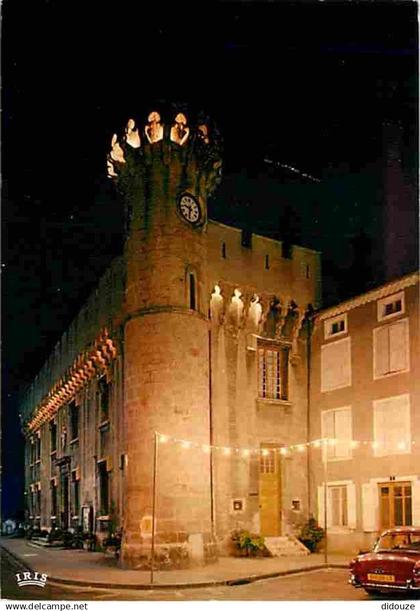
[
  {"xmin": 379, "ymin": 482, "xmax": 412, "ymax": 528},
  {"xmin": 259, "ymin": 446, "xmax": 281, "ymax": 536}
]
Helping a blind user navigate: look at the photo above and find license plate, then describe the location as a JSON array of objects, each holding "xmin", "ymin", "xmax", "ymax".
[{"xmin": 367, "ymin": 573, "xmax": 395, "ymax": 583}]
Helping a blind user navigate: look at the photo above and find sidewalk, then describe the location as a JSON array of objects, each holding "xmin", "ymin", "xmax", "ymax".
[{"xmin": 1, "ymin": 537, "xmax": 351, "ymax": 590}]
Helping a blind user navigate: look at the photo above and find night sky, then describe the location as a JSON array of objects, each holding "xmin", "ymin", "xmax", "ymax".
[{"xmin": 2, "ymin": 0, "xmax": 418, "ymax": 518}]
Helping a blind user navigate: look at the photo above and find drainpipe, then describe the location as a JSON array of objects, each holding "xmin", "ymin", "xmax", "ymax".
[
  {"xmin": 208, "ymin": 326, "xmax": 215, "ymax": 538},
  {"xmin": 306, "ymin": 312, "xmax": 314, "ymax": 519}
]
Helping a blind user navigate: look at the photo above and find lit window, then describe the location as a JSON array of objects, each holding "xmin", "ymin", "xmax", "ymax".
[
  {"xmin": 321, "ymin": 407, "xmax": 352, "ymax": 460},
  {"xmin": 373, "ymin": 318, "xmax": 409, "ymax": 378},
  {"xmin": 377, "ymin": 291, "xmax": 405, "ymax": 322},
  {"xmin": 258, "ymin": 344, "xmax": 289, "ymax": 401},
  {"xmin": 373, "ymin": 394, "xmax": 411, "ymax": 457},
  {"xmin": 260, "ymin": 449, "xmax": 277, "ymax": 474},
  {"xmin": 324, "ymin": 314, "xmax": 347, "ymax": 339}
]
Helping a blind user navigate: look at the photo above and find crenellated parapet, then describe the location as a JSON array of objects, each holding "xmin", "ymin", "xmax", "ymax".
[{"xmin": 107, "ymin": 110, "xmax": 223, "ymax": 213}]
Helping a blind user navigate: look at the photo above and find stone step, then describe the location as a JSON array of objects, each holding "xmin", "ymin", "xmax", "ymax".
[
  {"xmin": 264, "ymin": 535, "xmax": 310, "ymax": 557},
  {"xmin": 29, "ymin": 537, "xmax": 64, "ymax": 549}
]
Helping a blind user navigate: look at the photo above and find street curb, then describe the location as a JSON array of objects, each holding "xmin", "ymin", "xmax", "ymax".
[{"xmin": 1, "ymin": 543, "xmax": 349, "ymax": 591}]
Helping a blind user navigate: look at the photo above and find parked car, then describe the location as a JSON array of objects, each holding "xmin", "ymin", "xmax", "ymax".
[{"xmin": 349, "ymin": 527, "xmax": 420, "ymax": 596}]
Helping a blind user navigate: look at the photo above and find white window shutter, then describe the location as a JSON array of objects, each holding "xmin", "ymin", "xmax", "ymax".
[
  {"xmin": 321, "ymin": 338, "xmax": 351, "ymax": 392},
  {"xmin": 347, "ymin": 483, "xmax": 357, "ymax": 529},
  {"xmin": 375, "ymin": 326, "xmax": 390, "ymax": 377},
  {"xmin": 362, "ymin": 483, "xmax": 378, "ymax": 532},
  {"xmin": 412, "ymin": 480, "xmax": 420, "ymax": 525},
  {"xmin": 389, "ymin": 320, "xmax": 408, "ymax": 372},
  {"xmin": 335, "ymin": 408, "xmax": 352, "ymax": 458},
  {"xmin": 317, "ymin": 485, "xmax": 326, "ymax": 529}
]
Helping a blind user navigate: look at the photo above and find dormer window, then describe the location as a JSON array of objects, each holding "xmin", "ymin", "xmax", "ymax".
[
  {"xmin": 378, "ymin": 291, "xmax": 405, "ymax": 322},
  {"xmin": 324, "ymin": 314, "xmax": 347, "ymax": 340}
]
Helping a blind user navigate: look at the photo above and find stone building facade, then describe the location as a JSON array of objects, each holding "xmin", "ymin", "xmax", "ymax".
[
  {"xmin": 309, "ymin": 271, "xmax": 420, "ymax": 554},
  {"xmin": 21, "ymin": 111, "xmax": 322, "ymax": 568}
]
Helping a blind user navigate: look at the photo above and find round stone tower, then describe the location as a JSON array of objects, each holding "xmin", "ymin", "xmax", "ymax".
[{"xmin": 107, "ymin": 111, "xmax": 222, "ymax": 568}]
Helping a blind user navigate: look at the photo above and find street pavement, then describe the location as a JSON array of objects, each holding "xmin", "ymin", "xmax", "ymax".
[
  {"xmin": 1, "ymin": 548, "xmax": 364, "ymax": 600},
  {"xmin": 0, "ymin": 537, "xmax": 350, "ymax": 589}
]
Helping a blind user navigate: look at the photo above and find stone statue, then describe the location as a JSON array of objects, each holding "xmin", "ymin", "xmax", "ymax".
[
  {"xmin": 109, "ymin": 134, "xmax": 126, "ymax": 164},
  {"xmin": 197, "ymin": 123, "xmax": 210, "ymax": 144},
  {"xmin": 145, "ymin": 111, "xmax": 164, "ymax": 144},
  {"xmin": 125, "ymin": 119, "xmax": 141, "ymax": 149},
  {"xmin": 170, "ymin": 113, "xmax": 190, "ymax": 146}
]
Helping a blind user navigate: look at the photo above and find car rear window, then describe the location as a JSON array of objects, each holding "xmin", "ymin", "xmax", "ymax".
[{"xmin": 375, "ymin": 533, "xmax": 420, "ymax": 552}]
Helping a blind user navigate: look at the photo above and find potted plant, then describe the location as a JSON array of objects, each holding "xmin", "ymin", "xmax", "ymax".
[
  {"xmin": 298, "ymin": 518, "xmax": 325, "ymax": 552},
  {"xmin": 231, "ymin": 529, "xmax": 266, "ymax": 557}
]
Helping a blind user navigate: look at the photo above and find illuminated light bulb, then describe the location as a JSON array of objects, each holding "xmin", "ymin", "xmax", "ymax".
[
  {"xmin": 351, "ymin": 440, "xmax": 359, "ymax": 449},
  {"xmin": 397, "ymin": 441, "xmax": 406, "ymax": 451},
  {"xmin": 312, "ymin": 440, "xmax": 321, "ymax": 448},
  {"xmin": 202, "ymin": 444, "xmax": 211, "ymax": 454},
  {"xmin": 297, "ymin": 444, "xmax": 305, "ymax": 452},
  {"xmin": 181, "ymin": 440, "xmax": 191, "ymax": 449},
  {"xmin": 242, "ymin": 449, "xmax": 250, "ymax": 457},
  {"xmin": 223, "ymin": 447, "xmax": 231, "ymax": 456},
  {"xmin": 261, "ymin": 449, "xmax": 269, "ymax": 456},
  {"xmin": 159, "ymin": 434, "xmax": 168, "ymax": 443},
  {"xmin": 328, "ymin": 438, "xmax": 337, "ymax": 447},
  {"xmin": 280, "ymin": 447, "xmax": 288, "ymax": 456},
  {"xmin": 371, "ymin": 441, "xmax": 379, "ymax": 449}
]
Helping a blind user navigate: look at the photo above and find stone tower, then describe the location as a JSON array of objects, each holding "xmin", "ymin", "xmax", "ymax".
[{"xmin": 107, "ymin": 111, "xmax": 222, "ymax": 568}]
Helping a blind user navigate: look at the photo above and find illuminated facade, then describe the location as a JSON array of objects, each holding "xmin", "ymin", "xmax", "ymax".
[
  {"xmin": 21, "ymin": 110, "xmax": 322, "ymax": 568},
  {"xmin": 310, "ymin": 272, "xmax": 420, "ymax": 554}
]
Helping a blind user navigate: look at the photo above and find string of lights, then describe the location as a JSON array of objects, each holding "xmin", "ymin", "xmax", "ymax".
[{"xmin": 156, "ymin": 432, "xmax": 415, "ymax": 456}]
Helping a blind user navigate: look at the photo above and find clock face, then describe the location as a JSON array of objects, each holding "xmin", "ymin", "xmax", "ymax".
[{"xmin": 178, "ymin": 193, "xmax": 202, "ymax": 225}]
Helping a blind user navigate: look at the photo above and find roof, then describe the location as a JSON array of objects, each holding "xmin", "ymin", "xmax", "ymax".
[{"xmin": 317, "ymin": 271, "xmax": 419, "ymax": 321}]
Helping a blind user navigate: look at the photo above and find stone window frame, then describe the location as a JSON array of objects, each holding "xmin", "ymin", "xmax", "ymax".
[
  {"xmin": 377, "ymin": 290, "xmax": 405, "ymax": 322},
  {"xmin": 257, "ymin": 340, "xmax": 290, "ymax": 403},
  {"xmin": 324, "ymin": 313, "xmax": 348, "ymax": 341}
]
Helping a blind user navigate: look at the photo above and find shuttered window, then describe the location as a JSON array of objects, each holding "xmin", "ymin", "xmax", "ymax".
[
  {"xmin": 373, "ymin": 319, "xmax": 409, "ymax": 378},
  {"xmin": 322, "ymin": 407, "xmax": 352, "ymax": 460},
  {"xmin": 373, "ymin": 394, "xmax": 411, "ymax": 456},
  {"xmin": 321, "ymin": 337, "xmax": 351, "ymax": 392}
]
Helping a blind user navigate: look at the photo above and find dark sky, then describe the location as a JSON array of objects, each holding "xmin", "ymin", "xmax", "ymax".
[{"xmin": 2, "ymin": 0, "xmax": 418, "ymax": 517}]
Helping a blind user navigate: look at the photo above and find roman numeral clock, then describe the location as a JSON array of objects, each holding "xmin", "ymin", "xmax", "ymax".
[{"xmin": 177, "ymin": 192, "xmax": 203, "ymax": 226}]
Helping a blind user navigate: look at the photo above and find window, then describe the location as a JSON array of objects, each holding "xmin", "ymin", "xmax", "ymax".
[
  {"xmin": 379, "ymin": 482, "xmax": 412, "ymax": 528},
  {"xmin": 321, "ymin": 407, "xmax": 352, "ymax": 460},
  {"xmin": 50, "ymin": 479, "xmax": 58, "ymax": 517},
  {"xmin": 373, "ymin": 318, "xmax": 409, "ymax": 378},
  {"xmin": 324, "ymin": 314, "xmax": 347, "ymax": 340},
  {"xmin": 72, "ymin": 470, "xmax": 80, "ymax": 517},
  {"xmin": 98, "ymin": 460, "xmax": 109, "ymax": 515},
  {"xmin": 258, "ymin": 344, "xmax": 289, "ymax": 401},
  {"xmin": 50, "ymin": 421, "xmax": 57, "ymax": 453},
  {"xmin": 241, "ymin": 229, "xmax": 252, "ymax": 248},
  {"xmin": 330, "ymin": 486, "xmax": 348, "ymax": 527},
  {"xmin": 189, "ymin": 273, "xmax": 196, "ymax": 310},
  {"xmin": 318, "ymin": 481, "xmax": 356, "ymax": 529},
  {"xmin": 373, "ymin": 394, "xmax": 411, "ymax": 456},
  {"xmin": 98, "ymin": 378, "xmax": 110, "ymax": 422},
  {"xmin": 260, "ymin": 449, "xmax": 277, "ymax": 474},
  {"xmin": 221, "ymin": 242, "xmax": 226, "ymax": 258},
  {"xmin": 321, "ymin": 337, "xmax": 351, "ymax": 392},
  {"xmin": 377, "ymin": 291, "xmax": 405, "ymax": 322},
  {"xmin": 69, "ymin": 401, "xmax": 79, "ymax": 441}
]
